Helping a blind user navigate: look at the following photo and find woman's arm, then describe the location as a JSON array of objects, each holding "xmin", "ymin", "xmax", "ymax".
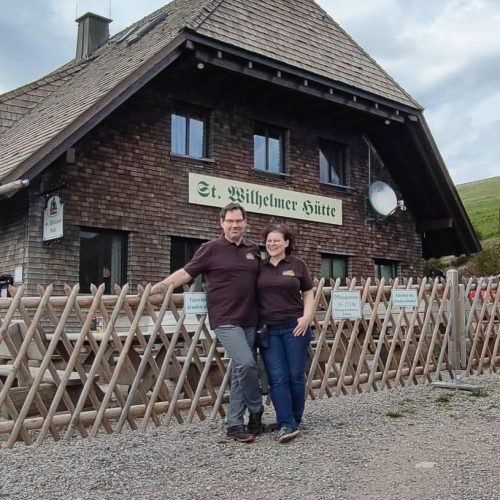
[{"xmin": 293, "ymin": 288, "xmax": 314, "ymax": 336}]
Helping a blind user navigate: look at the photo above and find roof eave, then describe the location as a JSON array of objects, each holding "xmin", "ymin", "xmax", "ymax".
[{"xmin": 411, "ymin": 115, "xmax": 481, "ymax": 255}]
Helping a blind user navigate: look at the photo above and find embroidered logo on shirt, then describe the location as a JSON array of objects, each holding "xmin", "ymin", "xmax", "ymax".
[
  {"xmin": 246, "ymin": 253, "xmax": 256, "ymax": 260},
  {"xmin": 282, "ymin": 270, "xmax": 295, "ymax": 276}
]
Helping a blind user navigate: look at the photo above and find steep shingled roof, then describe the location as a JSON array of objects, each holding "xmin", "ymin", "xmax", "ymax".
[
  {"xmin": 0, "ymin": 62, "xmax": 89, "ymax": 135},
  {"xmin": 0, "ymin": 0, "xmax": 420, "ymax": 183},
  {"xmin": 194, "ymin": 0, "xmax": 418, "ymax": 108}
]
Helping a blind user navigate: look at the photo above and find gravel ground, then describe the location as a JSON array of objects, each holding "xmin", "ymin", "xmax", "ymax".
[{"xmin": 1, "ymin": 374, "xmax": 499, "ymax": 500}]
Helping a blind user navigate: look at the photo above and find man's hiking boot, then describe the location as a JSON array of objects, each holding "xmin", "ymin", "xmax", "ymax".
[
  {"xmin": 277, "ymin": 426, "xmax": 300, "ymax": 444},
  {"xmin": 247, "ymin": 409, "xmax": 263, "ymax": 435},
  {"xmin": 227, "ymin": 425, "xmax": 256, "ymax": 443}
]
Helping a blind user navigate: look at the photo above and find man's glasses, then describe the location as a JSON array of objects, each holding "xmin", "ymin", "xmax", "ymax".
[{"xmin": 224, "ymin": 219, "xmax": 244, "ymax": 225}]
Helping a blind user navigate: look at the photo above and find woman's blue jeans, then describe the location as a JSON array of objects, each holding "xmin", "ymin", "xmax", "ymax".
[{"xmin": 260, "ymin": 322, "xmax": 311, "ymax": 429}]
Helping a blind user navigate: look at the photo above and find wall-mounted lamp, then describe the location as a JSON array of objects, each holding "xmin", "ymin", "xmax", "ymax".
[{"xmin": 196, "ymin": 62, "xmax": 205, "ymax": 70}]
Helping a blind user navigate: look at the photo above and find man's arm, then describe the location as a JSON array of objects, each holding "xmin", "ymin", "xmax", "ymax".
[{"xmin": 150, "ymin": 268, "xmax": 193, "ymax": 295}]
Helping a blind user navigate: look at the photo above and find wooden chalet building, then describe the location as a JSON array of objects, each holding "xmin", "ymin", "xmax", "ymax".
[{"xmin": 0, "ymin": 0, "xmax": 480, "ymax": 294}]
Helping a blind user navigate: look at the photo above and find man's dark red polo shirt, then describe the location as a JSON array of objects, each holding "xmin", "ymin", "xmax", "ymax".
[
  {"xmin": 257, "ymin": 255, "xmax": 314, "ymax": 325},
  {"xmin": 184, "ymin": 236, "xmax": 261, "ymax": 329}
]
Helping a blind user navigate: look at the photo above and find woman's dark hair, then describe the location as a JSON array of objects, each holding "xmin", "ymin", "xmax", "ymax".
[{"xmin": 262, "ymin": 223, "xmax": 295, "ymax": 255}]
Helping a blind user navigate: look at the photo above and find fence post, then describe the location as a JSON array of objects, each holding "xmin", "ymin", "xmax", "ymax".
[
  {"xmin": 448, "ymin": 270, "xmax": 466, "ymax": 380},
  {"xmin": 448, "ymin": 270, "xmax": 458, "ymax": 373},
  {"xmin": 459, "ymin": 283, "xmax": 467, "ymax": 371},
  {"xmin": 433, "ymin": 270, "xmax": 482, "ymax": 390}
]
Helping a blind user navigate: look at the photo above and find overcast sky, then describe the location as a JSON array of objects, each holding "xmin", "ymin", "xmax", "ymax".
[{"xmin": 1, "ymin": 0, "xmax": 499, "ymax": 185}]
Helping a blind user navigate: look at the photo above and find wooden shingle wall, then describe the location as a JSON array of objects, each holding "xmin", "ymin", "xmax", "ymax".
[
  {"xmin": 0, "ymin": 192, "xmax": 28, "ymax": 280},
  {"xmin": 2, "ymin": 74, "xmax": 423, "ymax": 294}
]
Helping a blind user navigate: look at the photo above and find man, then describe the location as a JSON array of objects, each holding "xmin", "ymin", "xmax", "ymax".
[{"xmin": 151, "ymin": 202, "xmax": 263, "ymax": 443}]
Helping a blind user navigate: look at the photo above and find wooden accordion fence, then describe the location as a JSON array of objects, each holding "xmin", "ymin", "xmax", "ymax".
[{"xmin": 0, "ymin": 272, "xmax": 498, "ymax": 448}]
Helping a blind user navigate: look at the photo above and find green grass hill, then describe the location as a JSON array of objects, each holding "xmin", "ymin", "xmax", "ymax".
[{"xmin": 457, "ymin": 176, "xmax": 500, "ymax": 240}]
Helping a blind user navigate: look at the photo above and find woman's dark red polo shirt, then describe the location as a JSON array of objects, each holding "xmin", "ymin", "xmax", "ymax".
[{"xmin": 257, "ymin": 255, "xmax": 313, "ymax": 325}]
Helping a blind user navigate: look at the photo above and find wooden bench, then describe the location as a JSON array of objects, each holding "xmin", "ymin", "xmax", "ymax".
[
  {"xmin": 0, "ymin": 364, "xmax": 85, "ymax": 386},
  {"xmin": 0, "ymin": 364, "xmax": 99, "ymax": 420},
  {"xmin": 0, "ymin": 321, "xmax": 43, "ymax": 361}
]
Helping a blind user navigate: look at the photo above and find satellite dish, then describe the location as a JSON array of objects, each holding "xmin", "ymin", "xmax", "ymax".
[{"xmin": 368, "ymin": 181, "xmax": 398, "ymax": 217}]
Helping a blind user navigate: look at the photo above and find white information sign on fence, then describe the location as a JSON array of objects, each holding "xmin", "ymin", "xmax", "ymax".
[
  {"xmin": 392, "ymin": 289, "xmax": 418, "ymax": 308},
  {"xmin": 331, "ymin": 291, "xmax": 362, "ymax": 319},
  {"xmin": 183, "ymin": 292, "xmax": 208, "ymax": 315}
]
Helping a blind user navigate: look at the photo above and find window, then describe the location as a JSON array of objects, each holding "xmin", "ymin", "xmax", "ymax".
[
  {"xmin": 170, "ymin": 237, "xmax": 207, "ymax": 292},
  {"xmin": 79, "ymin": 229, "xmax": 127, "ymax": 294},
  {"xmin": 254, "ymin": 125, "xmax": 284, "ymax": 173},
  {"xmin": 171, "ymin": 112, "xmax": 206, "ymax": 158},
  {"xmin": 321, "ymin": 254, "xmax": 348, "ymax": 285},
  {"xmin": 125, "ymin": 12, "xmax": 168, "ymax": 45},
  {"xmin": 319, "ymin": 140, "xmax": 347, "ymax": 186},
  {"xmin": 374, "ymin": 259, "xmax": 398, "ymax": 281}
]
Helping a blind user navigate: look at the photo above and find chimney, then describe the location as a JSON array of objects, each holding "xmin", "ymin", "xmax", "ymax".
[{"xmin": 75, "ymin": 12, "xmax": 112, "ymax": 62}]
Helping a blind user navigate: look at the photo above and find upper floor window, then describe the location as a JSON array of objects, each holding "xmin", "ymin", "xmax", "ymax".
[
  {"xmin": 80, "ymin": 229, "xmax": 127, "ymax": 294},
  {"xmin": 319, "ymin": 140, "xmax": 347, "ymax": 186},
  {"xmin": 171, "ymin": 112, "xmax": 206, "ymax": 158},
  {"xmin": 321, "ymin": 254, "xmax": 348, "ymax": 285},
  {"xmin": 374, "ymin": 259, "xmax": 398, "ymax": 281},
  {"xmin": 254, "ymin": 125, "xmax": 284, "ymax": 173}
]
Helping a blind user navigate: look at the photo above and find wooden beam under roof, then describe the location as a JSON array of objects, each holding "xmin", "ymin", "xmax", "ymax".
[
  {"xmin": 193, "ymin": 48, "xmax": 405, "ymax": 124},
  {"xmin": 416, "ymin": 218, "xmax": 454, "ymax": 232},
  {"xmin": 186, "ymin": 33, "xmax": 421, "ymax": 114}
]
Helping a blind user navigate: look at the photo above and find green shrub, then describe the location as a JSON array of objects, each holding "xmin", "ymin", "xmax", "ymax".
[{"xmin": 465, "ymin": 238, "xmax": 500, "ymax": 276}]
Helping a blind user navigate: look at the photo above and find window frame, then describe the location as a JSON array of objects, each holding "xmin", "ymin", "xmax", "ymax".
[
  {"xmin": 170, "ymin": 236, "xmax": 207, "ymax": 292},
  {"xmin": 170, "ymin": 109, "xmax": 208, "ymax": 159},
  {"xmin": 79, "ymin": 228, "xmax": 128, "ymax": 294},
  {"xmin": 374, "ymin": 259, "xmax": 399, "ymax": 281},
  {"xmin": 321, "ymin": 254, "xmax": 348, "ymax": 285},
  {"xmin": 318, "ymin": 139, "xmax": 348, "ymax": 187},
  {"xmin": 253, "ymin": 123, "xmax": 286, "ymax": 174}
]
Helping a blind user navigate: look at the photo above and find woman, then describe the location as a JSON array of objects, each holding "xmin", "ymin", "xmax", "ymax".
[{"xmin": 257, "ymin": 223, "xmax": 315, "ymax": 443}]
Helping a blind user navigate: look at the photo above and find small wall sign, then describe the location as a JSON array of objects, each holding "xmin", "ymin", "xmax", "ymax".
[
  {"xmin": 332, "ymin": 291, "xmax": 362, "ymax": 319},
  {"xmin": 14, "ymin": 266, "xmax": 23, "ymax": 284},
  {"xmin": 392, "ymin": 289, "xmax": 418, "ymax": 308},
  {"xmin": 43, "ymin": 195, "xmax": 64, "ymax": 241},
  {"xmin": 183, "ymin": 292, "xmax": 208, "ymax": 315}
]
